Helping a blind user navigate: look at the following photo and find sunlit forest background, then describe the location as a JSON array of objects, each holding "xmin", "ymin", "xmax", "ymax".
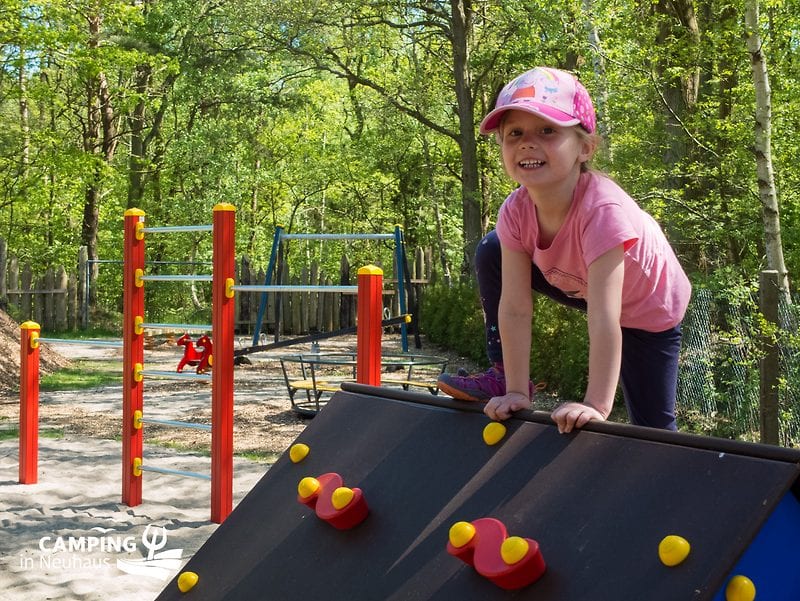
[{"xmin": 3, "ymin": 0, "xmax": 800, "ymax": 439}]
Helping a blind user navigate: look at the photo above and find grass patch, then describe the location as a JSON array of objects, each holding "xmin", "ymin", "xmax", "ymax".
[
  {"xmin": 0, "ymin": 427, "xmax": 65, "ymax": 441},
  {"xmin": 40, "ymin": 360, "xmax": 122, "ymax": 391},
  {"xmin": 237, "ymin": 450, "xmax": 282, "ymax": 463}
]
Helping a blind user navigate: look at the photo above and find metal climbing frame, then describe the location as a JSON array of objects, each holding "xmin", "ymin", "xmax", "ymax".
[
  {"xmin": 251, "ymin": 226, "xmax": 410, "ymax": 352},
  {"xmin": 120, "ymin": 207, "xmax": 386, "ymax": 524},
  {"xmin": 122, "ymin": 206, "xmax": 236, "ymax": 524}
]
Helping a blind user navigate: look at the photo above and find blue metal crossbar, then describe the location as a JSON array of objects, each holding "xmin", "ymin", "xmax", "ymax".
[
  {"xmin": 140, "ymin": 322, "xmax": 212, "ymax": 332},
  {"xmin": 141, "ymin": 225, "xmax": 212, "ymax": 234},
  {"xmin": 281, "ymin": 233, "xmax": 394, "ymax": 241},
  {"xmin": 37, "ymin": 338, "xmax": 123, "ymax": 348},
  {"xmin": 139, "ymin": 465, "xmax": 211, "ymax": 480},
  {"xmin": 139, "ymin": 274, "xmax": 213, "ymax": 282},
  {"xmin": 233, "ymin": 285, "xmax": 358, "ymax": 294}
]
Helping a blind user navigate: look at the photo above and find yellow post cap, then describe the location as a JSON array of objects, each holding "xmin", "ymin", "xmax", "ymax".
[
  {"xmin": 20, "ymin": 321, "xmax": 41, "ymax": 330},
  {"xmin": 357, "ymin": 265, "xmax": 383, "ymax": 276},
  {"xmin": 213, "ymin": 203, "xmax": 236, "ymax": 212},
  {"xmin": 124, "ymin": 208, "xmax": 145, "ymax": 217}
]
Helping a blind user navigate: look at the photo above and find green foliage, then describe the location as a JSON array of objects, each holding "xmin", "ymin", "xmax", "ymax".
[
  {"xmin": 530, "ymin": 298, "xmax": 589, "ymax": 401},
  {"xmin": 421, "ymin": 283, "xmax": 590, "ymax": 399},
  {"xmin": 420, "ymin": 282, "xmax": 486, "ymax": 363},
  {"xmin": 3, "ymin": 0, "xmax": 800, "ymax": 439}
]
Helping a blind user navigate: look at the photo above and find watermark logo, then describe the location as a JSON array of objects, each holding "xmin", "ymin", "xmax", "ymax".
[
  {"xmin": 21, "ymin": 524, "xmax": 183, "ymax": 581},
  {"xmin": 116, "ymin": 525, "xmax": 183, "ymax": 580}
]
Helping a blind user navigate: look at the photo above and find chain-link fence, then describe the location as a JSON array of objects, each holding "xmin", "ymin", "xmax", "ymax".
[{"xmin": 677, "ymin": 287, "xmax": 800, "ymax": 446}]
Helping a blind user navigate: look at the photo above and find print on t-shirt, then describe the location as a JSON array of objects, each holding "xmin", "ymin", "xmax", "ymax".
[{"xmin": 543, "ymin": 268, "xmax": 586, "ymax": 299}]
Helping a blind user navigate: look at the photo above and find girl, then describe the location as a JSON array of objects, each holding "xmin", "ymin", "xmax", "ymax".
[{"xmin": 437, "ymin": 67, "xmax": 691, "ymax": 433}]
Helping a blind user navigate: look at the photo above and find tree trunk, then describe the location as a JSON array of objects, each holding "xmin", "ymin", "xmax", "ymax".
[
  {"xmin": 18, "ymin": 59, "xmax": 30, "ymax": 177},
  {"xmin": 81, "ymin": 11, "xmax": 118, "ymax": 306},
  {"xmin": 745, "ymin": 0, "xmax": 790, "ymax": 301},
  {"xmin": 582, "ymin": 0, "xmax": 611, "ymax": 155},
  {"xmin": 653, "ymin": 0, "xmax": 700, "ymax": 188},
  {"xmin": 450, "ymin": 0, "xmax": 482, "ymax": 276},
  {"xmin": 128, "ymin": 64, "xmax": 152, "ymax": 209},
  {"xmin": 82, "ymin": 175, "xmax": 100, "ymax": 304},
  {"xmin": 433, "ymin": 200, "xmax": 452, "ymax": 287}
]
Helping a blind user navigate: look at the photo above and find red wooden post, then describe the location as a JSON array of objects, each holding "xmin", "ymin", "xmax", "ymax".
[
  {"xmin": 211, "ymin": 203, "xmax": 236, "ymax": 523},
  {"xmin": 19, "ymin": 321, "xmax": 40, "ymax": 484},
  {"xmin": 356, "ymin": 265, "xmax": 383, "ymax": 386},
  {"xmin": 122, "ymin": 208, "xmax": 145, "ymax": 506}
]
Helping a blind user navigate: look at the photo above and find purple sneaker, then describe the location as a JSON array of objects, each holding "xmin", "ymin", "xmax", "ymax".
[{"xmin": 437, "ymin": 365, "xmax": 536, "ymax": 402}]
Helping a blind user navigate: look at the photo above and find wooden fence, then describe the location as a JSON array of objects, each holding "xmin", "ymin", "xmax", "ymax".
[
  {"xmin": 0, "ymin": 235, "xmax": 435, "ymax": 335},
  {"xmin": 0, "ymin": 237, "xmax": 85, "ymax": 332}
]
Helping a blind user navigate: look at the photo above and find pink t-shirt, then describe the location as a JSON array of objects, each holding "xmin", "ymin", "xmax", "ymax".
[{"xmin": 496, "ymin": 171, "xmax": 691, "ymax": 331}]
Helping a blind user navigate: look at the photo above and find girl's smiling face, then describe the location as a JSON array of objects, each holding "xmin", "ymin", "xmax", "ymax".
[{"xmin": 499, "ymin": 110, "xmax": 594, "ymax": 195}]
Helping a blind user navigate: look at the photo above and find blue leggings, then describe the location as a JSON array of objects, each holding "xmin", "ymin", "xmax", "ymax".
[{"xmin": 476, "ymin": 230, "xmax": 681, "ymax": 430}]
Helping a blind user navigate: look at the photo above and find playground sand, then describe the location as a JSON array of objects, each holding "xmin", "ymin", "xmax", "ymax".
[
  {"xmin": 0, "ymin": 437, "xmax": 268, "ymax": 601},
  {"xmin": 0, "ymin": 334, "xmax": 482, "ymax": 600},
  {"xmin": 0, "ymin": 338, "xmax": 305, "ymax": 601}
]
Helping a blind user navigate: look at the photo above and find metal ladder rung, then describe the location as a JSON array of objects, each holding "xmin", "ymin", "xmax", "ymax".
[{"xmin": 139, "ymin": 465, "xmax": 211, "ymax": 480}]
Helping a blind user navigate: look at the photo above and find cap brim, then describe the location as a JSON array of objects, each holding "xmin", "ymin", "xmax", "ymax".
[{"xmin": 479, "ymin": 103, "xmax": 580, "ymax": 135}]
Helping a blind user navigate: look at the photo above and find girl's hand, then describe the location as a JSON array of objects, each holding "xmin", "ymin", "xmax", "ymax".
[
  {"xmin": 551, "ymin": 402, "xmax": 607, "ymax": 433},
  {"xmin": 484, "ymin": 392, "xmax": 531, "ymax": 421}
]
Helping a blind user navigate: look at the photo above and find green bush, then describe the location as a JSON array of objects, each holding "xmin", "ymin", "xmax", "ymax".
[
  {"xmin": 420, "ymin": 282, "xmax": 486, "ymax": 363},
  {"xmin": 530, "ymin": 298, "xmax": 589, "ymax": 400},
  {"xmin": 420, "ymin": 283, "xmax": 589, "ymax": 399}
]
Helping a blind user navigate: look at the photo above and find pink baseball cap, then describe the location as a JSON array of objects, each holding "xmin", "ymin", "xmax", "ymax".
[{"xmin": 479, "ymin": 67, "xmax": 596, "ymax": 135}]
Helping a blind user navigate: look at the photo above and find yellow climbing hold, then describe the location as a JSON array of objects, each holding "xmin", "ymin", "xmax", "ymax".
[
  {"xmin": 658, "ymin": 535, "xmax": 691, "ymax": 567},
  {"xmin": 177, "ymin": 571, "xmax": 199, "ymax": 593},
  {"xmin": 448, "ymin": 521, "xmax": 476, "ymax": 548},
  {"xmin": 297, "ymin": 477, "xmax": 321, "ymax": 499},
  {"xmin": 725, "ymin": 575, "xmax": 756, "ymax": 601},
  {"xmin": 289, "ymin": 443, "xmax": 310, "ymax": 463},
  {"xmin": 501, "ymin": 536, "xmax": 530, "ymax": 565},
  {"xmin": 331, "ymin": 487, "xmax": 354, "ymax": 510},
  {"xmin": 483, "ymin": 422, "xmax": 507, "ymax": 446}
]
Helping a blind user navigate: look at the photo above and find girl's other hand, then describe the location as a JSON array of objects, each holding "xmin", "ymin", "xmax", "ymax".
[
  {"xmin": 551, "ymin": 402, "xmax": 606, "ymax": 433},
  {"xmin": 484, "ymin": 392, "xmax": 531, "ymax": 421}
]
